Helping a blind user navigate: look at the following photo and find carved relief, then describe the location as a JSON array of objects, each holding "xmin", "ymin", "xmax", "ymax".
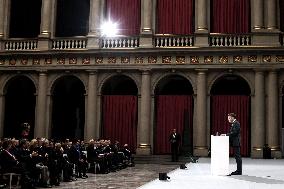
[
  {"xmin": 95, "ymin": 57, "xmax": 103, "ymax": 64},
  {"xmin": 9, "ymin": 58, "xmax": 16, "ymax": 65},
  {"xmin": 176, "ymin": 56, "xmax": 185, "ymax": 64},
  {"xmin": 204, "ymin": 56, "xmax": 213, "ymax": 63},
  {"xmin": 45, "ymin": 58, "xmax": 52, "ymax": 64},
  {"xmin": 0, "ymin": 59, "xmax": 5, "ymax": 65},
  {"xmin": 69, "ymin": 57, "xmax": 77, "ymax": 64},
  {"xmin": 219, "ymin": 56, "xmax": 228, "ymax": 64},
  {"xmin": 33, "ymin": 58, "xmax": 40, "ymax": 65},
  {"xmin": 233, "ymin": 56, "xmax": 243, "ymax": 63},
  {"xmin": 263, "ymin": 55, "xmax": 271, "ymax": 63},
  {"xmin": 148, "ymin": 56, "xmax": 157, "ymax": 64},
  {"xmin": 248, "ymin": 55, "xmax": 257, "ymax": 62},
  {"xmin": 21, "ymin": 58, "xmax": 28, "ymax": 65},
  {"xmin": 190, "ymin": 56, "xmax": 199, "ymax": 64},
  {"xmin": 121, "ymin": 57, "xmax": 130, "ymax": 64},
  {"xmin": 57, "ymin": 58, "xmax": 65, "ymax": 64},
  {"xmin": 135, "ymin": 57, "xmax": 143, "ymax": 64},
  {"xmin": 276, "ymin": 55, "xmax": 284, "ymax": 62},
  {"xmin": 108, "ymin": 57, "xmax": 116, "ymax": 64},
  {"xmin": 82, "ymin": 57, "xmax": 90, "ymax": 64},
  {"xmin": 162, "ymin": 56, "xmax": 171, "ymax": 64}
]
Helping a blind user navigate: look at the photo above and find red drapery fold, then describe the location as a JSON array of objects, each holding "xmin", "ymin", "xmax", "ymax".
[
  {"xmin": 102, "ymin": 95, "xmax": 137, "ymax": 152},
  {"xmin": 106, "ymin": 0, "xmax": 140, "ymax": 35},
  {"xmin": 156, "ymin": 0, "xmax": 193, "ymax": 34},
  {"xmin": 280, "ymin": 0, "xmax": 284, "ymax": 32},
  {"xmin": 155, "ymin": 95, "xmax": 193, "ymax": 154},
  {"xmin": 211, "ymin": 95, "xmax": 250, "ymax": 156},
  {"xmin": 211, "ymin": 0, "xmax": 250, "ymax": 34}
]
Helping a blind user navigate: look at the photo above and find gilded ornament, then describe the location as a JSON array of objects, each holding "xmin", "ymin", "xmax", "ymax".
[
  {"xmin": 233, "ymin": 56, "xmax": 243, "ymax": 63},
  {"xmin": 121, "ymin": 57, "xmax": 130, "ymax": 64},
  {"xmin": 95, "ymin": 57, "xmax": 103, "ymax": 64},
  {"xmin": 57, "ymin": 58, "xmax": 65, "ymax": 64},
  {"xmin": 219, "ymin": 56, "xmax": 228, "ymax": 64},
  {"xmin": 276, "ymin": 56, "xmax": 284, "ymax": 62},
  {"xmin": 0, "ymin": 59, "xmax": 5, "ymax": 65},
  {"xmin": 9, "ymin": 58, "xmax": 16, "ymax": 65},
  {"xmin": 69, "ymin": 58, "xmax": 77, "ymax": 64},
  {"xmin": 21, "ymin": 58, "xmax": 28, "ymax": 65},
  {"xmin": 45, "ymin": 58, "xmax": 52, "ymax": 64},
  {"xmin": 33, "ymin": 58, "xmax": 40, "ymax": 65},
  {"xmin": 148, "ymin": 56, "xmax": 157, "ymax": 64},
  {"xmin": 263, "ymin": 55, "xmax": 271, "ymax": 63},
  {"xmin": 135, "ymin": 57, "xmax": 143, "ymax": 64},
  {"xmin": 204, "ymin": 56, "xmax": 213, "ymax": 63},
  {"xmin": 108, "ymin": 57, "xmax": 116, "ymax": 64},
  {"xmin": 248, "ymin": 55, "xmax": 257, "ymax": 62},
  {"xmin": 162, "ymin": 56, "xmax": 171, "ymax": 64},
  {"xmin": 176, "ymin": 56, "xmax": 185, "ymax": 64},
  {"xmin": 82, "ymin": 57, "xmax": 90, "ymax": 64}
]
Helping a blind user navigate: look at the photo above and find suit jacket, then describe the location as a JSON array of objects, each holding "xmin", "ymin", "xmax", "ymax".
[
  {"xmin": 169, "ymin": 132, "xmax": 181, "ymax": 145},
  {"xmin": 227, "ymin": 120, "xmax": 241, "ymax": 147}
]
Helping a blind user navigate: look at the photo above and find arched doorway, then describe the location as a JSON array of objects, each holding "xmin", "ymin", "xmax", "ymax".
[
  {"xmin": 51, "ymin": 76, "xmax": 85, "ymax": 140},
  {"xmin": 154, "ymin": 75, "xmax": 194, "ymax": 155},
  {"xmin": 101, "ymin": 75, "xmax": 138, "ymax": 152},
  {"xmin": 3, "ymin": 76, "xmax": 36, "ymax": 138},
  {"xmin": 210, "ymin": 74, "xmax": 251, "ymax": 156}
]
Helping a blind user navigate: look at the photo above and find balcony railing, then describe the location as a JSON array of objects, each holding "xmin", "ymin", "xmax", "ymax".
[
  {"xmin": 51, "ymin": 37, "xmax": 87, "ymax": 50},
  {"xmin": 100, "ymin": 36, "xmax": 139, "ymax": 48},
  {"xmin": 209, "ymin": 34, "xmax": 251, "ymax": 47},
  {"xmin": 154, "ymin": 35, "xmax": 194, "ymax": 47},
  {"xmin": 4, "ymin": 39, "xmax": 38, "ymax": 50}
]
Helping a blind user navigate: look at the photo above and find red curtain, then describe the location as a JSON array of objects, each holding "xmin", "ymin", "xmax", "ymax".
[
  {"xmin": 280, "ymin": 0, "xmax": 284, "ymax": 32},
  {"xmin": 106, "ymin": 0, "xmax": 140, "ymax": 35},
  {"xmin": 211, "ymin": 0, "xmax": 250, "ymax": 34},
  {"xmin": 155, "ymin": 95, "xmax": 193, "ymax": 154},
  {"xmin": 102, "ymin": 95, "xmax": 137, "ymax": 152},
  {"xmin": 156, "ymin": 0, "xmax": 193, "ymax": 34},
  {"xmin": 211, "ymin": 95, "xmax": 250, "ymax": 156}
]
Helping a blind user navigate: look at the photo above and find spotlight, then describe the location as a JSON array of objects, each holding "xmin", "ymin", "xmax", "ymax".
[
  {"xmin": 159, "ymin": 173, "xmax": 170, "ymax": 180},
  {"xmin": 101, "ymin": 20, "xmax": 119, "ymax": 37},
  {"xmin": 180, "ymin": 164, "xmax": 187, "ymax": 169}
]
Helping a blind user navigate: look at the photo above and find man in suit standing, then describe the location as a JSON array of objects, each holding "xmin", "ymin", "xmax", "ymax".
[
  {"xmin": 227, "ymin": 113, "xmax": 242, "ymax": 175},
  {"xmin": 169, "ymin": 128, "xmax": 181, "ymax": 162}
]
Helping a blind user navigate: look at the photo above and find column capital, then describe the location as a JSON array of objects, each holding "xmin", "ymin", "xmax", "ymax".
[
  {"xmin": 86, "ymin": 69, "xmax": 98, "ymax": 74},
  {"xmin": 140, "ymin": 69, "xmax": 151, "ymax": 74},
  {"xmin": 195, "ymin": 69, "xmax": 208, "ymax": 73}
]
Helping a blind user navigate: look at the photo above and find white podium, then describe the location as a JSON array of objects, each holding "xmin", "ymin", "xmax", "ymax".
[{"xmin": 211, "ymin": 135, "xmax": 229, "ymax": 176}]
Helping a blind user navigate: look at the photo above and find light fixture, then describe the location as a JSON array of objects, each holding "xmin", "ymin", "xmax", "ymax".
[{"xmin": 101, "ymin": 20, "xmax": 119, "ymax": 37}]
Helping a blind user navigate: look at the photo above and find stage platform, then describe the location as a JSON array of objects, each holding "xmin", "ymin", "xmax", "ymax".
[{"xmin": 138, "ymin": 158, "xmax": 284, "ymax": 189}]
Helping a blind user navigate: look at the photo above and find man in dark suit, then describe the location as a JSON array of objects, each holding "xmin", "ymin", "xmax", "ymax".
[
  {"xmin": 227, "ymin": 113, "xmax": 242, "ymax": 175},
  {"xmin": 169, "ymin": 128, "xmax": 181, "ymax": 162}
]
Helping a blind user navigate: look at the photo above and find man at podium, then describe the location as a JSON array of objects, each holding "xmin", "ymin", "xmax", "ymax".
[{"xmin": 227, "ymin": 113, "xmax": 242, "ymax": 175}]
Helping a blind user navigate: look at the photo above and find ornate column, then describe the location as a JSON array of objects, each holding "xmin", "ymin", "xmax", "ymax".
[
  {"xmin": 0, "ymin": 0, "xmax": 5, "ymax": 38},
  {"xmin": 195, "ymin": 0, "xmax": 209, "ymax": 47},
  {"xmin": 85, "ymin": 71, "xmax": 98, "ymax": 141},
  {"xmin": 136, "ymin": 70, "xmax": 151, "ymax": 155},
  {"xmin": 267, "ymin": 71, "xmax": 281, "ymax": 158},
  {"xmin": 252, "ymin": 0, "xmax": 264, "ymax": 30},
  {"xmin": 266, "ymin": 0, "xmax": 277, "ymax": 30},
  {"xmin": 87, "ymin": 0, "xmax": 101, "ymax": 49},
  {"xmin": 140, "ymin": 0, "xmax": 153, "ymax": 48},
  {"xmin": 38, "ymin": 0, "xmax": 55, "ymax": 50},
  {"xmin": 34, "ymin": 71, "xmax": 48, "ymax": 138},
  {"xmin": 252, "ymin": 70, "xmax": 265, "ymax": 158},
  {"xmin": 194, "ymin": 70, "xmax": 208, "ymax": 156}
]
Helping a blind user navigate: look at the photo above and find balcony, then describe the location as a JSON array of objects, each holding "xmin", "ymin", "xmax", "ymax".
[
  {"xmin": 154, "ymin": 35, "xmax": 194, "ymax": 47},
  {"xmin": 4, "ymin": 39, "xmax": 38, "ymax": 51},
  {"xmin": 51, "ymin": 37, "xmax": 87, "ymax": 50},
  {"xmin": 209, "ymin": 33, "xmax": 251, "ymax": 47},
  {"xmin": 100, "ymin": 36, "xmax": 140, "ymax": 48}
]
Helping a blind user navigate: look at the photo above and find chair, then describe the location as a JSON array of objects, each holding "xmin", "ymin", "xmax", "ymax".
[{"xmin": 2, "ymin": 173, "xmax": 21, "ymax": 189}]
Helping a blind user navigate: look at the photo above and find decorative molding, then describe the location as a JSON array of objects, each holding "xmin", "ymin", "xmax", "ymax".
[
  {"xmin": 148, "ymin": 56, "xmax": 157, "ymax": 64},
  {"xmin": 263, "ymin": 55, "xmax": 271, "ymax": 63},
  {"xmin": 248, "ymin": 55, "xmax": 257, "ymax": 62},
  {"xmin": 0, "ymin": 59, "xmax": 5, "ymax": 65},
  {"xmin": 204, "ymin": 56, "xmax": 213, "ymax": 63},
  {"xmin": 219, "ymin": 56, "xmax": 228, "ymax": 64},
  {"xmin": 45, "ymin": 58, "xmax": 52, "ymax": 64},
  {"xmin": 135, "ymin": 56, "xmax": 143, "ymax": 64},
  {"xmin": 190, "ymin": 56, "xmax": 199, "ymax": 64},
  {"xmin": 95, "ymin": 57, "xmax": 103, "ymax": 64},
  {"xmin": 21, "ymin": 58, "xmax": 28, "ymax": 65},
  {"xmin": 108, "ymin": 57, "xmax": 116, "ymax": 64},
  {"xmin": 82, "ymin": 57, "xmax": 90, "ymax": 64},
  {"xmin": 121, "ymin": 57, "xmax": 130, "ymax": 64},
  {"xmin": 176, "ymin": 56, "xmax": 185, "ymax": 64},
  {"xmin": 33, "ymin": 58, "xmax": 40, "ymax": 65},
  {"xmin": 162, "ymin": 56, "xmax": 171, "ymax": 64},
  {"xmin": 69, "ymin": 57, "xmax": 77, "ymax": 64},
  {"xmin": 276, "ymin": 55, "xmax": 284, "ymax": 62},
  {"xmin": 9, "ymin": 58, "xmax": 16, "ymax": 65},
  {"xmin": 233, "ymin": 56, "xmax": 243, "ymax": 63},
  {"xmin": 57, "ymin": 57, "xmax": 65, "ymax": 64}
]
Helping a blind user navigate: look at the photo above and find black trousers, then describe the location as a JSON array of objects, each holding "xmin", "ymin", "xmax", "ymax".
[
  {"xmin": 171, "ymin": 143, "xmax": 179, "ymax": 162},
  {"xmin": 233, "ymin": 146, "xmax": 242, "ymax": 173}
]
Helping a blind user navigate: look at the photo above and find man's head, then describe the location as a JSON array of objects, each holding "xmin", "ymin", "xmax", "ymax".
[{"xmin": 227, "ymin": 113, "xmax": 236, "ymax": 123}]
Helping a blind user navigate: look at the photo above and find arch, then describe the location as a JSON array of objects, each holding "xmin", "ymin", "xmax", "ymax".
[
  {"xmin": 99, "ymin": 73, "xmax": 139, "ymax": 95},
  {"xmin": 154, "ymin": 74, "xmax": 194, "ymax": 155},
  {"xmin": 51, "ymin": 75, "xmax": 86, "ymax": 140},
  {"xmin": 210, "ymin": 74, "xmax": 251, "ymax": 157},
  {"xmin": 3, "ymin": 75, "xmax": 36, "ymax": 138}
]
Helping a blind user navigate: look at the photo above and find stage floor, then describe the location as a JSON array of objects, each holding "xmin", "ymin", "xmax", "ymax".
[{"xmin": 138, "ymin": 158, "xmax": 284, "ymax": 189}]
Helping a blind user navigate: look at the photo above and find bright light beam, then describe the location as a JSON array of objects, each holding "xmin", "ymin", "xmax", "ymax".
[{"xmin": 101, "ymin": 20, "xmax": 119, "ymax": 37}]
